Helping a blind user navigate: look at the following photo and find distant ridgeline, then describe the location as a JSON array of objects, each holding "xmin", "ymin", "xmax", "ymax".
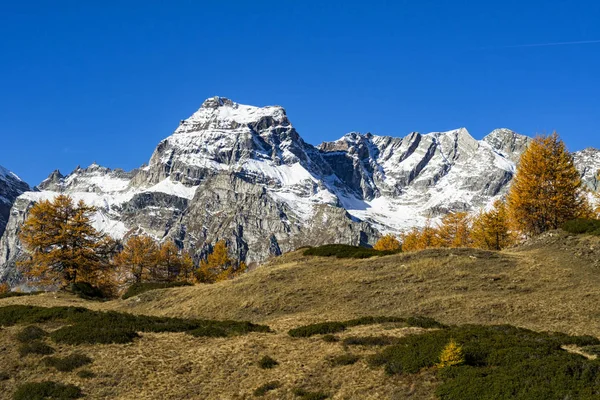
[{"xmin": 1, "ymin": 97, "xmax": 600, "ymax": 284}]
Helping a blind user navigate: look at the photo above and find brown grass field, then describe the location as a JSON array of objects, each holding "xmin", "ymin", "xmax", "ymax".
[{"xmin": 1, "ymin": 230, "xmax": 600, "ymax": 399}]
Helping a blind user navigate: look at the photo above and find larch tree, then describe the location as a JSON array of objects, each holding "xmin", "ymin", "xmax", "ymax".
[
  {"xmin": 507, "ymin": 132, "xmax": 590, "ymax": 236},
  {"xmin": 471, "ymin": 200, "xmax": 515, "ymax": 251},
  {"xmin": 156, "ymin": 241, "xmax": 195, "ymax": 282},
  {"xmin": 196, "ymin": 240, "xmax": 246, "ymax": 283},
  {"xmin": 19, "ymin": 195, "xmax": 114, "ymax": 287},
  {"xmin": 373, "ymin": 234, "xmax": 401, "ymax": 251},
  {"xmin": 400, "ymin": 221, "xmax": 441, "ymax": 252},
  {"xmin": 114, "ymin": 235, "xmax": 159, "ymax": 284},
  {"xmin": 437, "ymin": 212, "xmax": 472, "ymax": 248}
]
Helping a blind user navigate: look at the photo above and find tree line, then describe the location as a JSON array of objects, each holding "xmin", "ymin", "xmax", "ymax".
[
  {"xmin": 17, "ymin": 195, "xmax": 245, "ymax": 295},
  {"xmin": 375, "ymin": 132, "xmax": 598, "ymax": 252}
]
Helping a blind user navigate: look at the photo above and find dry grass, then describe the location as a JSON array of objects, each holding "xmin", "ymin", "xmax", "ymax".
[{"xmin": 2, "ymin": 230, "xmax": 600, "ymax": 399}]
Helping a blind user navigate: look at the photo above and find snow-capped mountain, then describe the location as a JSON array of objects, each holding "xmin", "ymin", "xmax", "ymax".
[
  {"xmin": 0, "ymin": 166, "xmax": 29, "ymax": 238},
  {"xmin": 1, "ymin": 96, "xmax": 598, "ymax": 283}
]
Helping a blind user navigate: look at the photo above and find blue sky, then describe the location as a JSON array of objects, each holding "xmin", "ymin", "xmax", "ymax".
[{"xmin": 1, "ymin": 0, "xmax": 599, "ymax": 185}]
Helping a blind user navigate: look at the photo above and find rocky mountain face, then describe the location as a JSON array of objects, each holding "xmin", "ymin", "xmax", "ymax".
[
  {"xmin": 0, "ymin": 166, "xmax": 29, "ymax": 239},
  {"xmin": 1, "ymin": 97, "xmax": 598, "ymax": 283}
]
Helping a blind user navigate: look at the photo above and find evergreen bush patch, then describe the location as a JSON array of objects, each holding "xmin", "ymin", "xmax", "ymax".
[
  {"xmin": 43, "ymin": 354, "xmax": 92, "ymax": 372},
  {"xmin": 253, "ymin": 381, "xmax": 281, "ymax": 396},
  {"xmin": 303, "ymin": 244, "xmax": 400, "ymax": 259},
  {"xmin": 13, "ymin": 381, "xmax": 82, "ymax": 400}
]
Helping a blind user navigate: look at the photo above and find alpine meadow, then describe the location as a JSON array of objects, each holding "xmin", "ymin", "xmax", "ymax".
[{"xmin": 2, "ymin": 2, "xmax": 600, "ymax": 399}]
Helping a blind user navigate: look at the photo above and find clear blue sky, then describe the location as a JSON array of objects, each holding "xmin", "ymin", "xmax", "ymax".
[{"xmin": 1, "ymin": 0, "xmax": 600, "ymax": 185}]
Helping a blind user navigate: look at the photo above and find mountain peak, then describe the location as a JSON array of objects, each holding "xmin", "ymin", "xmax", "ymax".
[{"xmin": 200, "ymin": 96, "xmax": 236, "ymax": 109}]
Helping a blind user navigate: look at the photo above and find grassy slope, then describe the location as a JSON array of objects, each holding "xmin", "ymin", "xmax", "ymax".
[{"xmin": 2, "ymin": 230, "xmax": 600, "ymax": 399}]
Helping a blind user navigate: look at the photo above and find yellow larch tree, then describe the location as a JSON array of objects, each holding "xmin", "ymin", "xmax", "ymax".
[
  {"xmin": 400, "ymin": 220, "xmax": 441, "ymax": 252},
  {"xmin": 114, "ymin": 235, "xmax": 159, "ymax": 284},
  {"xmin": 19, "ymin": 195, "xmax": 114, "ymax": 288},
  {"xmin": 507, "ymin": 132, "xmax": 590, "ymax": 236},
  {"xmin": 437, "ymin": 212, "xmax": 472, "ymax": 248},
  {"xmin": 437, "ymin": 339, "xmax": 465, "ymax": 368},
  {"xmin": 196, "ymin": 240, "xmax": 246, "ymax": 283},
  {"xmin": 156, "ymin": 241, "xmax": 195, "ymax": 282},
  {"xmin": 471, "ymin": 200, "xmax": 516, "ymax": 250},
  {"xmin": 373, "ymin": 234, "xmax": 401, "ymax": 251}
]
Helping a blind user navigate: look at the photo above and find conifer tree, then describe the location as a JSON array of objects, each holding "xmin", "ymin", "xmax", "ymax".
[
  {"xmin": 19, "ymin": 195, "xmax": 114, "ymax": 287},
  {"xmin": 400, "ymin": 221, "xmax": 441, "ymax": 252},
  {"xmin": 196, "ymin": 240, "xmax": 246, "ymax": 283},
  {"xmin": 114, "ymin": 235, "xmax": 159, "ymax": 284},
  {"xmin": 437, "ymin": 212, "xmax": 472, "ymax": 248},
  {"xmin": 507, "ymin": 132, "xmax": 590, "ymax": 236},
  {"xmin": 437, "ymin": 339, "xmax": 464, "ymax": 368},
  {"xmin": 373, "ymin": 234, "xmax": 401, "ymax": 251},
  {"xmin": 471, "ymin": 200, "xmax": 515, "ymax": 250},
  {"xmin": 156, "ymin": 241, "xmax": 195, "ymax": 282}
]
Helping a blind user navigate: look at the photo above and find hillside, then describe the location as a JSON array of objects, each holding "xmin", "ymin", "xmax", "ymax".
[{"xmin": 2, "ymin": 231, "xmax": 600, "ymax": 399}]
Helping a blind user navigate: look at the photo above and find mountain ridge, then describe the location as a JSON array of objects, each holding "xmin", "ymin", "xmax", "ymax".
[{"xmin": 1, "ymin": 96, "xmax": 599, "ymax": 284}]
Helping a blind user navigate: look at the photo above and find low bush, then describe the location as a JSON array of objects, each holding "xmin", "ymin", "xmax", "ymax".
[
  {"xmin": 257, "ymin": 355, "xmax": 278, "ymax": 369},
  {"xmin": 329, "ymin": 353, "xmax": 360, "ymax": 366},
  {"xmin": 0, "ymin": 305, "xmax": 270, "ymax": 345},
  {"xmin": 343, "ymin": 336, "xmax": 400, "ymax": 346},
  {"xmin": 292, "ymin": 388, "xmax": 329, "ymax": 400},
  {"xmin": 303, "ymin": 244, "xmax": 400, "ymax": 259},
  {"xmin": 13, "ymin": 381, "xmax": 82, "ymax": 400},
  {"xmin": 289, "ymin": 315, "xmax": 445, "ymax": 337},
  {"xmin": 69, "ymin": 282, "xmax": 105, "ymax": 300},
  {"xmin": 0, "ymin": 291, "xmax": 43, "ymax": 300},
  {"xmin": 368, "ymin": 323, "xmax": 600, "ymax": 399},
  {"xmin": 0, "ymin": 371, "xmax": 9, "ymax": 381},
  {"xmin": 562, "ymin": 218, "xmax": 600, "ymax": 235},
  {"xmin": 15, "ymin": 326, "xmax": 47, "ymax": 343},
  {"xmin": 18, "ymin": 341, "xmax": 55, "ymax": 357},
  {"xmin": 122, "ymin": 281, "xmax": 193, "ymax": 300},
  {"xmin": 76, "ymin": 369, "xmax": 95, "ymax": 379},
  {"xmin": 322, "ymin": 334, "xmax": 339, "ymax": 343},
  {"xmin": 43, "ymin": 354, "xmax": 92, "ymax": 372},
  {"xmin": 253, "ymin": 381, "xmax": 281, "ymax": 396}
]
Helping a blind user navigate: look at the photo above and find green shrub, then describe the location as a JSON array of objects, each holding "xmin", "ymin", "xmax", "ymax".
[
  {"xmin": 582, "ymin": 345, "xmax": 600, "ymax": 357},
  {"xmin": 289, "ymin": 322, "xmax": 347, "ymax": 337},
  {"xmin": 289, "ymin": 315, "xmax": 444, "ymax": 337},
  {"xmin": 322, "ymin": 334, "xmax": 339, "ymax": 343},
  {"xmin": 258, "ymin": 355, "xmax": 278, "ymax": 369},
  {"xmin": 18, "ymin": 341, "xmax": 55, "ymax": 357},
  {"xmin": 13, "ymin": 381, "xmax": 82, "ymax": 400},
  {"xmin": 368, "ymin": 323, "xmax": 600, "ymax": 399},
  {"xmin": 303, "ymin": 244, "xmax": 400, "ymax": 259},
  {"xmin": 69, "ymin": 282, "xmax": 105, "ymax": 300},
  {"xmin": 329, "ymin": 353, "xmax": 360, "ymax": 366},
  {"xmin": 253, "ymin": 381, "xmax": 281, "ymax": 396},
  {"xmin": 292, "ymin": 388, "xmax": 329, "ymax": 400},
  {"xmin": 43, "ymin": 354, "xmax": 92, "ymax": 372},
  {"xmin": 15, "ymin": 326, "xmax": 47, "ymax": 343},
  {"xmin": 76, "ymin": 369, "xmax": 95, "ymax": 379},
  {"xmin": 51, "ymin": 326, "xmax": 140, "ymax": 345},
  {"xmin": 343, "ymin": 336, "xmax": 400, "ymax": 346},
  {"xmin": 0, "ymin": 371, "xmax": 9, "ymax": 381},
  {"xmin": 0, "ymin": 291, "xmax": 43, "ymax": 300},
  {"xmin": 0, "ymin": 305, "xmax": 270, "ymax": 345},
  {"xmin": 122, "ymin": 281, "xmax": 193, "ymax": 300},
  {"xmin": 562, "ymin": 218, "xmax": 600, "ymax": 235}
]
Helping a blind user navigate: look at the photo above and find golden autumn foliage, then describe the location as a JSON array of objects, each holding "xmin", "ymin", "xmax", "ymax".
[
  {"xmin": 471, "ymin": 200, "xmax": 516, "ymax": 251},
  {"xmin": 437, "ymin": 212, "xmax": 472, "ymax": 248},
  {"xmin": 19, "ymin": 195, "xmax": 116, "ymax": 288},
  {"xmin": 157, "ymin": 241, "xmax": 194, "ymax": 283},
  {"xmin": 196, "ymin": 240, "xmax": 246, "ymax": 283},
  {"xmin": 115, "ymin": 237, "xmax": 195, "ymax": 286},
  {"xmin": 437, "ymin": 339, "xmax": 464, "ymax": 369},
  {"xmin": 507, "ymin": 133, "xmax": 591, "ymax": 236},
  {"xmin": 400, "ymin": 222, "xmax": 441, "ymax": 252},
  {"xmin": 373, "ymin": 234, "xmax": 401, "ymax": 251},
  {"xmin": 114, "ymin": 235, "xmax": 159, "ymax": 284},
  {"xmin": 0, "ymin": 282, "xmax": 9, "ymax": 295}
]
